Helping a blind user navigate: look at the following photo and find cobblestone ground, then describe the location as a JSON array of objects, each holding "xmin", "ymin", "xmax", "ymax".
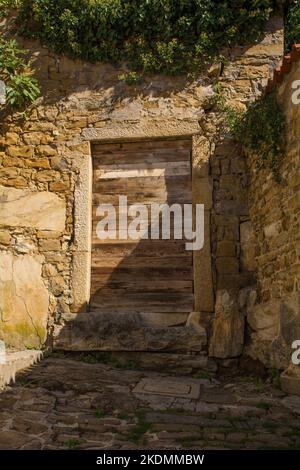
[{"xmin": 0, "ymin": 356, "xmax": 300, "ymax": 450}]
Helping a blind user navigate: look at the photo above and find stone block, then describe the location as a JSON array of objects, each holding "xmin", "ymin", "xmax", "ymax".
[
  {"xmin": 192, "ymin": 135, "xmax": 211, "ymax": 177},
  {"xmin": 25, "ymin": 158, "xmax": 50, "ymax": 169},
  {"xmin": 209, "ymin": 290, "xmax": 244, "ymax": 358},
  {"xmin": 217, "ymin": 241, "xmax": 236, "ymax": 257},
  {"xmin": 0, "ymin": 186, "xmax": 66, "ymax": 232},
  {"xmin": 38, "ymin": 239, "xmax": 61, "ymax": 251},
  {"xmin": 53, "ymin": 311, "xmax": 207, "ymax": 352},
  {"xmin": 0, "ymin": 230, "xmax": 11, "ymax": 245},
  {"xmin": 35, "ymin": 170, "xmax": 60, "ymax": 182},
  {"xmin": 216, "ymin": 257, "xmax": 239, "ymax": 274},
  {"xmin": 193, "ymin": 177, "xmax": 212, "ymax": 210},
  {"xmin": 0, "ymin": 253, "xmax": 49, "ymax": 348},
  {"xmin": 247, "ymin": 300, "xmax": 280, "ymax": 341},
  {"xmin": 281, "ymin": 366, "xmax": 300, "ymax": 396},
  {"xmin": 0, "ymin": 350, "xmax": 43, "ymax": 389},
  {"xmin": 7, "ymin": 145, "xmax": 33, "ymax": 158}
]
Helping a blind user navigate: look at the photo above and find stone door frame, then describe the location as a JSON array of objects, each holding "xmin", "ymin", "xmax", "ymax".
[{"xmin": 71, "ymin": 120, "xmax": 214, "ymax": 316}]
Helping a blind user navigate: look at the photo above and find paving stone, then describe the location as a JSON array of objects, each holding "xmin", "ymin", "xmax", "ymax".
[
  {"xmin": 0, "ymin": 357, "xmax": 299, "ymax": 450},
  {"xmin": 133, "ymin": 377, "xmax": 201, "ymax": 399}
]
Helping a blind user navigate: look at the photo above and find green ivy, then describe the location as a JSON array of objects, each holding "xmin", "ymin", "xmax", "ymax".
[
  {"xmin": 213, "ymin": 83, "xmax": 285, "ymax": 179},
  {"xmin": 15, "ymin": 0, "xmax": 277, "ymax": 75},
  {"xmin": 0, "ymin": 0, "xmax": 21, "ymax": 19},
  {"xmin": 0, "ymin": 37, "xmax": 40, "ymax": 108},
  {"xmin": 237, "ymin": 92, "xmax": 285, "ymax": 179},
  {"xmin": 285, "ymin": 0, "xmax": 300, "ymax": 51}
]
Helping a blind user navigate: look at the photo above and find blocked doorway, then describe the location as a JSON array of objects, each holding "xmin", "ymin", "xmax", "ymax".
[{"xmin": 90, "ymin": 138, "xmax": 194, "ymax": 327}]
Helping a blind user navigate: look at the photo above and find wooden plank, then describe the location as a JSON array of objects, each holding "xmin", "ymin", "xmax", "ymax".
[
  {"xmin": 92, "ymin": 175, "xmax": 191, "ymax": 195},
  {"xmin": 90, "ymin": 291, "xmax": 194, "ymax": 300},
  {"xmin": 92, "ymin": 202, "xmax": 190, "ymax": 216},
  {"xmin": 93, "ymin": 148, "xmax": 191, "ymax": 165},
  {"xmin": 93, "ymin": 139, "xmax": 192, "ymax": 153},
  {"xmin": 91, "ymin": 255, "xmax": 192, "ymax": 268},
  {"xmin": 93, "ymin": 161, "xmax": 191, "ymax": 180},
  {"xmin": 90, "ymin": 281, "xmax": 193, "ymax": 294},
  {"xmin": 90, "ymin": 266, "xmax": 193, "ymax": 281},
  {"xmin": 92, "ymin": 236, "xmax": 191, "ymax": 245},
  {"xmin": 92, "ymin": 192, "xmax": 192, "ymax": 205},
  {"xmin": 91, "ymin": 241, "xmax": 191, "ymax": 256}
]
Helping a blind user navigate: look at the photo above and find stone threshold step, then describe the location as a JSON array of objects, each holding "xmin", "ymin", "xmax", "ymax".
[
  {"xmin": 53, "ymin": 311, "xmax": 207, "ymax": 353},
  {"xmin": 0, "ymin": 350, "xmax": 43, "ymax": 390}
]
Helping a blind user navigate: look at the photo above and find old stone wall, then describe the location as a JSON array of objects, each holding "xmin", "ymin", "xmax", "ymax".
[
  {"xmin": 245, "ymin": 57, "xmax": 300, "ymax": 369},
  {"xmin": 0, "ymin": 17, "xmax": 283, "ymax": 352}
]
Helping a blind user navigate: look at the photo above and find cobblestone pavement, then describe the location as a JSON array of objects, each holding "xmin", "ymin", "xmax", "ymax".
[{"xmin": 0, "ymin": 356, "xmax": 300, "ymax": 450}]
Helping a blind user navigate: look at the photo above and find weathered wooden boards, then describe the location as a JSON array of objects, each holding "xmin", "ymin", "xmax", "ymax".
[{"xmin": 91, "ymin": 139, "xmax": 194, "ymax": 321}]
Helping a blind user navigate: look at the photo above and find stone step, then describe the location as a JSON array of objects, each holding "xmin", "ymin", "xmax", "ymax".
[
  {"xmin": 106, "ymin": 351, "xmax": 217, "ymax": 375},
  {"xmin": 53, "ymin": 311, "xmax": 207, "ymax": 353},
  {"xmin": 0, "ymin": 350, "xmax": 43, "ymax": 389}
]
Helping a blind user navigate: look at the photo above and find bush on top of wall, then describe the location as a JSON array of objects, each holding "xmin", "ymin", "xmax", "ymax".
[
  {"xmin": 15, "ymin": 0, "xmax": 278, "ymax": 75},
  {"xmin": 286, "ymin": 0, "xmax": 300, "ymax": 50}
]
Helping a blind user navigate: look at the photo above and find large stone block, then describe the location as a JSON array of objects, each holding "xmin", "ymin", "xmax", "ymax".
[
  {"xmin": 246, "ymin": 295, "xmax": 300, "ymax": 369},
  {"xmin": 0, "ymin": 253, "xmax": 49, "ymax": 349},
  {"xmin": 281, "ymin": 365, "xmax": 300, "ymax": 397},
  {"xmin": 247, "ymin": 300, "xmax": 280, "ymax": 341},
  {"xmin": 53, "ymin": 311, "xmax": 207, "ymax": 352},
  {"xmin": 209, "ymin": 290, "xmax": 244, "ymax": 358},
  {"xmin": 0, "ymin": 186, "xmax": 66, "ymax": 231},
  {"xmin": 279, "ymin": 293, "xmax": 300, "ymax": 347}
]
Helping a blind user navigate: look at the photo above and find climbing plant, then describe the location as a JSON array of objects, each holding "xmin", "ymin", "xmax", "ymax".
[
  {"xmin": 213, "ymin": 84, "xmax": 285, "ymax": 180},
  {"xmin": 0, "ymin": 1, "xmax": 40, "ymax": 109},
  {"xmin": 15, "ymin": 0, "xmax": 277, "ymax": 75},
  {"xmin": 237, "ymin": 92, "xmax": 285, "ymax": 179},
  {"xmin": 0, "ymin": 37, "xmax": 40, "ymax": 108},
  {"xmin": 285, "ymin": 0, "xmax": 300, "ymax": 50},
  {"xmin": 219, "ymin": 92, "xmax": 286, "ymax": 182},
  {"xmin": 0, "ymin": 0, "xmax": 21, "ymax": 19}
]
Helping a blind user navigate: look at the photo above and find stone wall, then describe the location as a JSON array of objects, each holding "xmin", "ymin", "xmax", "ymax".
[
  {"xmin": 0, "ymin": 17, "xmax": 283, "ymax": 352},
  {"xmin": 245, "ymin": 56, "xmax": 300, "ymax": 369}
]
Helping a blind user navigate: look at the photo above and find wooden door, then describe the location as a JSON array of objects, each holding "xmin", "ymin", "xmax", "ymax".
[{"xmin": 91, "ymin": 138, "xmax": 194, "ymax": 325}]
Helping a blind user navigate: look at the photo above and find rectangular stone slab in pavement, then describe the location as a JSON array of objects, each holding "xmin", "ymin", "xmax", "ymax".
[{"xmin": 133, "ymin": 377, "xmax": 201, "ymax": 399}]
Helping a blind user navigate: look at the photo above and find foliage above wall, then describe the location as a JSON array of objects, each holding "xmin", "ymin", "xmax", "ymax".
[
  {"xmin": 286, "ymin": 0, "xmax": 300, "ymax": 50},
  {"xmin": 0, "ymin": 1, "xmax": 40, "ymax": 109},
  {"xmin": 15, "ymin": 0, "xmax": 277, "ymax": 75},
  {"xmin": 236, "ymin": 92, "xmax": 285, "ymax": 179},
  {"xmin": 213, "ymin": 83, "xmax": 285, "ymax": 179},
  {"xmin": 0, "ymin": 38, "xmax": 40, "ymax": 108}
]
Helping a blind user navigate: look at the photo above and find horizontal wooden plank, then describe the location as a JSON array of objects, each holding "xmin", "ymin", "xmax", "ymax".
[
  {"xmin": 91, "ymin": 255, "xmax": 192, "ymax": 268},
  {"xmin": 90, "ymin": 290, "xmax": 194, "ymax": 299},
  {"xmin": 90, "ymin": 266, "xmax": 193, "ymax": 281},
  {"xmin": 90, "ymin": 281, "xmax": 193, "ymax": 295},
  {"xmin": 92, "ymin": 192, "xmax": 192, "ymax": 205},
  {"xmin": 92, "ymin": 175, "xmax": 191, "ymax": 195},
  {"xmin": 93, "ymin": 161, "xmax": 191, "ymax": 180},
  {"xmin": 92, "ymin": 202, "xmax": 190, "ymax": 216},
  {"xmin": 92, "ymin": 139, "xmax": 192, "ymax": 153},
  {"xmin": 92, "ymin": 236, "xmax": 192, "ymax": 245},
  {"xmin": 91, "ymin": 241, "xmax": 192, "ymax": 256},
  {"xmin": 93, "ymin": 148, "xmax": 191, "ymax": 165}
]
